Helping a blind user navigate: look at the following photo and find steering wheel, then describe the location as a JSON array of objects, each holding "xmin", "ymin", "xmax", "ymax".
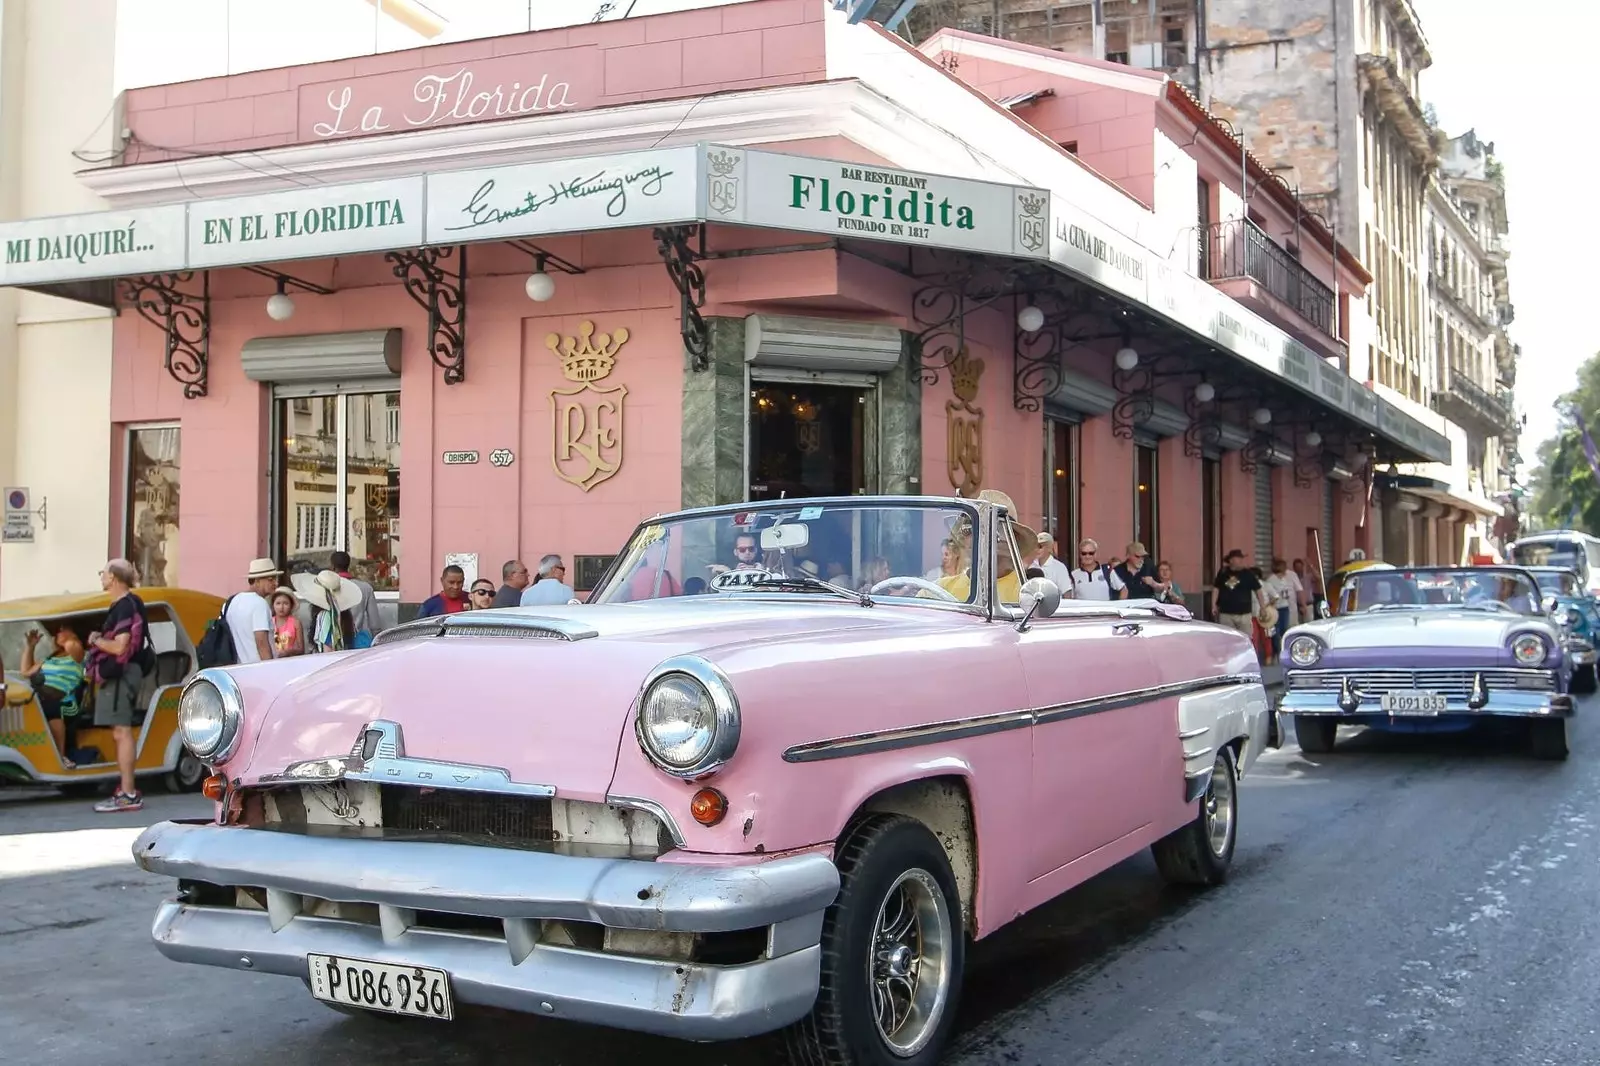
[{"xmin": 869, "ymin": 576, "xmax": 959, "ymax": 601}]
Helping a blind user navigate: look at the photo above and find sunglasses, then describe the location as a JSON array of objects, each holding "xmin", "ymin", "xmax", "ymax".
[{"xmin": 471, "ymin": 587, "xmax": 494, "ymax": 596}]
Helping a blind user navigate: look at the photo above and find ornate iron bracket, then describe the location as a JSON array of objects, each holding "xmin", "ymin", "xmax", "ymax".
[
  {"xmin": 1014, "ymin": 319, "xmax": 1063, "ymax": 413},
  {"xmin": 118, "ymin": 272, "xmax": 211, "ymax": 399},
  {"xmin": 912, "ymin": 257, "xmax": 1034, "ymax": 386},
  {"xmin": 1292, "ymin": 436, "xmax": 1328, "ymax": 488},
  {"xmin": 653, "ymin": 225, "xmax": 709, "ymax": 372},
  {"xmin": 1238, "ymin": 430, "xmax": 1275, "ymax": 475},
  {"xmin": 1110, "ymin": 360, "xmax": 1157, "ymax": 440},
  {"xmin": 1342, "ymin": 457, "xmax": 1373, "ymax": 504},
  {"xmin": 1182, "ymin": 387, "xmax": 1223, "ymax": 458},
  {"xmin": 386, "ymin": 246, "xmax": 467, "ymax": 385}
]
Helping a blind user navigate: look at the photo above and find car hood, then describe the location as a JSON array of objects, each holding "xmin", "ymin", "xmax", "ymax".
[
  {"xmin": 1286, "ymin": 608, "xmax": 1560, "ymax": 670},
  {"xmin": 234, "ymin": 599, "xmax": 967, "ymax": 799}
]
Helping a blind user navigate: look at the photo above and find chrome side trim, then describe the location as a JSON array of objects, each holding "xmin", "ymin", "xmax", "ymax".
[
  {"xmin": 258, "ymin": 719, "xmax": 556, "ymax": 798},
  {"xmin": 373, "ymin": 613, "xmax": 599, "ymax": 647},
  {"xmin": 605, "ymin": 794, "xmax": 688, "ymax": 850},
  {"xmin": 782, "ymin": 673, "xmax": 1262, "ymax": 763}
]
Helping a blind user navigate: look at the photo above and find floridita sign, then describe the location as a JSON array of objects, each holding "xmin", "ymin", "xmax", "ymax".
[
  {"xmin": 298, "ymin": 51, "xmax": 592, "ymax": 143},
  {"xmin": 188, "ymin": 178, "xmax": 425, "ymax": 268}
]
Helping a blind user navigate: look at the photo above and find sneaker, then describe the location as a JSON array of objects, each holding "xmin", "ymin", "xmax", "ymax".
[{"xmin": 93, "ymin": 790, "xmax": 144, "ymax": 813}]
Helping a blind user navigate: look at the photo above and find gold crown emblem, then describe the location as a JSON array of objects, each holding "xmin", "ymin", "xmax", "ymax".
[
  {"xmin": 707, "ymin": 149, "xmax": 740, "ymax": 176},
  {"xmin": 547, "ymin": 320, "xmax": 629, "ymax": 384},
  {"xmin": 949, "ymin": 346, "xmax": 985, "ymax": 404},
  {"xmin": 1018, "ymin": 192, "xmax": 1046, "ymax": 218}
]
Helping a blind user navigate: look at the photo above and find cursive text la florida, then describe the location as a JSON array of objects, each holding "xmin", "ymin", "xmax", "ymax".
[{"xmin": 444, "ymin": 166, "xmax": 673, "ymax": 231}]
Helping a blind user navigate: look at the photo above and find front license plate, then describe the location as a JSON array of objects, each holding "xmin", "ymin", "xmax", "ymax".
[
  {"xmin": 306, "ymin": 954, "xmax": 454, "ymax": 1020},
  {"xmin": 1380, "ymin": 690, "xmax": 1447, "ymax": 715}
]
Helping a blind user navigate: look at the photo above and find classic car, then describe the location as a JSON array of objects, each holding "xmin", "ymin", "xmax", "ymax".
[
  {"xmin": 131, "ymin": 495, "xmax": 1270, "ymax": 1066},
  {"xmin": 1279, "ymin": 565, "xmax": 1575, "ymax": 760},
  {"xmin": 1526, "ymin": 565, "xmax": 1599, "ymax": 693},
  {"xmin": 0, "ymin": 587, "xmax": 223, "ymax": 793}
]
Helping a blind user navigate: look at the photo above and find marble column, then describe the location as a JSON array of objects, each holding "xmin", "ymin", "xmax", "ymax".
[
  {"xmin": 680, "ymin": 316, "xmax": 747, "ymax": 510},
  {"xmin": 879, "ymin": 331, "xmax": 923, "ymax": 495}
]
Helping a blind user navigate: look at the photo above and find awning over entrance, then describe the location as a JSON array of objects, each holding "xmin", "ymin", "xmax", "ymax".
[
  {"xmin": 0, "ymin": 142, "xmax": 1445, "ymax": 463},
  {"xmin": 1376, "ymin": 474, "xmax": 1504, "ymax": 519}
]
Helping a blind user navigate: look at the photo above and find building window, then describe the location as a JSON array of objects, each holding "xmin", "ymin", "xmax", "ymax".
[
  {"xmin": 276, "ymin": 392, "xmax": 401, "ymax": 593},
  {"xmin": 125, "ymin": 425, "xmax": 181, "ymax": 588},
  {"xmin": 1045, "ymin": 419, "xmax": 1079, "ymax": 554},
  {"xmin": 1134, "ymin": 443, "xmax": 1158, "ymax": 557}
]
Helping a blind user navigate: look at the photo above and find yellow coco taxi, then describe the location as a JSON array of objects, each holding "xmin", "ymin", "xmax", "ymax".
[{"xmin": 0, "ymin": 588, "xmax": 223, "ymax": 793}]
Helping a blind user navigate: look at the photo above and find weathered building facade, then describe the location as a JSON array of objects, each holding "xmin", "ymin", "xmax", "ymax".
[{"xmin": 906, "ymin": 0, "xmax": 1530, "ymax": 565}]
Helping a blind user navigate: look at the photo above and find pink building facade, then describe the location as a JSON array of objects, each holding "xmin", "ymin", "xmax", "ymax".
[{"xmin": 0, "ymin": 0, "xmax": 1446, "ymax": 619}]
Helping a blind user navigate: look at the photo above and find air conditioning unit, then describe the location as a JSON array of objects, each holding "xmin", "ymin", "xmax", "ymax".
[{"xmin": 744, "ymin": 314, "xmax": 904, "ymax": 374}]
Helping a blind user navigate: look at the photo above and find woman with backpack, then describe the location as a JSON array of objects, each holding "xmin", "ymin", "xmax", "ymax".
[{"xmin": 85, "ymin": 559, "xmax": 152, "ymax": 813}]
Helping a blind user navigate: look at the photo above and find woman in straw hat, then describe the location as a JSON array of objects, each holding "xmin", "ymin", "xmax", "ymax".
[
  {"xmin": 290, "ymin": 569, "xmax": 365, "ymax": 653},
  {"xmin": 935, "ymin": 488, "xmax": 1038, "ymax": 604}
]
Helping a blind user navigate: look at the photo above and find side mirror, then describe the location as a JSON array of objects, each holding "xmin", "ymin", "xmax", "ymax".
[
  {"xmin": 1543, "ymin": 594, "xmax": 1560, "ymax": 615},
  {"xmin": 1018, "ymin": 577, "xmax": 1062, "ymax": 629}
]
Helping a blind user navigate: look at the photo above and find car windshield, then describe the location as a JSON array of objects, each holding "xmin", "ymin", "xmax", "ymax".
[
  {"xmin": 1532, "ymin": 570, "xmax": 1581, "ymax": 597},
  {"xmin": 1344, "ymin": 568, "xmax": 1544, "ymax": 615},
  {"xmin": 1511, "ymin": 540, "xmax": 1583, "ymax": 573},
  {"xmin": 590, "ymin": 501, "xmax": 983, "ymax": 605}
]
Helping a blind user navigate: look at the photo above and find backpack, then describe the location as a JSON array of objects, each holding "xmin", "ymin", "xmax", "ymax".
[
  {"xmin": 91, "ymin": 593, "xmax": 156, "ymax": 681},
  {"xmin": 195, "ymin": 594, "xmax": 241, "ymax": 669}
]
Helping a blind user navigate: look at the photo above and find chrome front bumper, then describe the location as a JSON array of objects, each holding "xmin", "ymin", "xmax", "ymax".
[
  {"xmin": 1280, "ymin": 690, "xmax": 1574, "ymax": 719},
  {"xmin": 132, "ymin": 820, "xmax": 840, "ymax": 1040}
]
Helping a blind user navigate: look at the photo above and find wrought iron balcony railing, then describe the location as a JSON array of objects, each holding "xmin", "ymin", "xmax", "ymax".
[
  {"xmin": 1200, "ymin": 219, "xmax": 1337, "ymax": 340},
  {"xmin": 1430, "ymin": 368, "xmax": 1515, "ymax": 431}
]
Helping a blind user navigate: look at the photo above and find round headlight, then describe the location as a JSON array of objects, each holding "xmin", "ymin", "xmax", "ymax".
[
  {"xmin": 1511, "ymin": 634, "xmax": 1548, "ymax": 665},
  {"xmin": 178, "ymin": 669, "xmax": 243, "ymax": 761},
  {"xmin": 635, "ymin": 657, "xmax": 740, "ymax": 778},
  {"xmin": 1287, "ymin": 635, "xmax": 1322, "ymax": 668}
]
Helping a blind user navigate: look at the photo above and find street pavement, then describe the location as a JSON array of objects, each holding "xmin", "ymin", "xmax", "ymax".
[{"xmin": 4, "ymin": 702, "xmax": 1597, "ymax": 1066}]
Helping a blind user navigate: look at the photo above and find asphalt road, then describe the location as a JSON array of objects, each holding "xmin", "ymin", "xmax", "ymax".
[{"xmin": 4, "ymin": 707, "xmax": 1597, "ymax": 1066}]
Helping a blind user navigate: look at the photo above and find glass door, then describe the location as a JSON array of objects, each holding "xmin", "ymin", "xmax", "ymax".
[
  {"xmin": 275, "ymin": 391, "xmax": 400, "ymax": 592},
  {"xmin": 747, "ymin": 382, "xmax": 866, "ymax": 501}
]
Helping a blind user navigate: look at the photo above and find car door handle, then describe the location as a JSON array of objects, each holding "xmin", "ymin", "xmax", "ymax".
[{"xmin": 1112, "ymin": 622, "xmax": 1143, "ymax": 636}]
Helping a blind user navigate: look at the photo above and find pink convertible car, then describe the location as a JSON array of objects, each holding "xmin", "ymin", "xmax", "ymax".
[{"xmin": 134, "ymin": 496, "xmax": 1269, "ymax": 1066}]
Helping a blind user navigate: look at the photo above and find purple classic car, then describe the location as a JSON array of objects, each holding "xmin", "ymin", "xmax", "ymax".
[
  {"xmin": 1279, "ymin": 565, "xmax": 1575, "ymax": 760},
  {"xmin": 132, "ymin": 495, "xmax": 1270, "ymax": 1065}
]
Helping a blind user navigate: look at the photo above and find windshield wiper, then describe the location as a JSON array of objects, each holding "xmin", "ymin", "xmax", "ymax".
[{"xmin": 751, "ymin": 574, "xmax": 874, "ymax": 607}]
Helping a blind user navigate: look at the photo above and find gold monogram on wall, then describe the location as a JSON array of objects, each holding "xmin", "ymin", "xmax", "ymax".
[
  {"xmin": 946, "ymin": 346, "xmax": 985, "ymax": 497},
  {"xmin": 548, "ymin": 320, "xmax": 629, "ymax": 492}
]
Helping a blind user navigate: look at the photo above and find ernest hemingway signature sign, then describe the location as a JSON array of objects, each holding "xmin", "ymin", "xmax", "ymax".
[{"xmin": 424, "ymin": 147, "xmax": 701, "ymax": 243}]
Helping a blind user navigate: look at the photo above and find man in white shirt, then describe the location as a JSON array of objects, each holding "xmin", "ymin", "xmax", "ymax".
[
  {"xmin": 1032, "ymin": 532, "xmax": 1073, "ymax": 591},
  {"xmin": 521, "ymin": 554, "xmax": 577, "ymax": 605},
  {"xmin": 1067, "ymin": 538, "xmax": 1126, "ymax": 601},
  {"xmin": 227, "ymin": 558, "xmax": 279, "ymax": 664}
]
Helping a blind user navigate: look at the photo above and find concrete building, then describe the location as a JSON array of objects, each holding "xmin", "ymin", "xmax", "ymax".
[
  {"xmin": 905, "ymin": 0, "xmax": 1529, "ymax": 565},
  {"xmin": 0, "ymin": 0, "xmax": 141, "ymax": 598},
  {"xmin": 0, "ymin": 0, "xmax": 1448, "ymax": 619}
]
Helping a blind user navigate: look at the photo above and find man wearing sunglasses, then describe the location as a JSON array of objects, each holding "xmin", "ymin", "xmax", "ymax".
[{"xmin": 1067, "ymin": 539, "xmax": 1126, "ymax": 601}]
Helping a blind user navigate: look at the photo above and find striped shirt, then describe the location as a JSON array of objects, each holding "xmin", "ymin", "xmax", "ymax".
[{"xmin": 40, "ymin": 655, "xmax": 86, "ymax": 713}]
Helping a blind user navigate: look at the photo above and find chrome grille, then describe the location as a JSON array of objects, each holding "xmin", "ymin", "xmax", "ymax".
[
  {"xmin": 1287, "ymin": 669, "xmax": 1556, "ymax": 696},
  {"xmin": 380, "ymin": 785, "xmax": 554, "ymax": 846}
]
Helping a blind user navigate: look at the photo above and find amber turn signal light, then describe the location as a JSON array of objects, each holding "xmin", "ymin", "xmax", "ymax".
[
  {"xmin": 201, "ymin": 774, "xmax": 227, "ymax": 802},
  {"xmin": 689, "ymin": 787, "xmax": 728, "ymax": 827}
]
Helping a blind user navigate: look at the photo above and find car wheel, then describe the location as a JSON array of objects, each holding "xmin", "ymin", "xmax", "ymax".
[
  {"xmin": 1530, "ymin": 718, "xmax": 1570, "ymax": 761},
  {"xmin": 164, "ymin": 752, "xmax": 208, "ymax": 793},
  {"xmin": 779, "ymin": 814, "xmax": 964, "ymax": 1066},
  {"xmin": 1294, "ymin": 715, "xmax": 1338, "ymax": 754},
  {"xmin": 1151, "ymin": 746, "xmax": 1237, "ymax": 887},
  {"xmin": 1574, "ymin": 664, "xmax": 1598, "ymax": 695}
]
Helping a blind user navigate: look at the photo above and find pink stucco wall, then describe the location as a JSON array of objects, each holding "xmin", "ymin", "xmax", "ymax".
[{"xmin": 120, "ymin": 0, "xmax": 828, "ymax": 162}]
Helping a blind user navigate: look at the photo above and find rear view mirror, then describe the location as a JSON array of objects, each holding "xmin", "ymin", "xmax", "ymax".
[{"xmin": 760, "ymin": 523, "xmax": 809, "ymax": 551}]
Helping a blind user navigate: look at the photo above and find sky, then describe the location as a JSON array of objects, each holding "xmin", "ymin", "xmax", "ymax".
[
  {"xmin": 1407, "ymin": 0, "xmax": 1599, "ymax": 481},
  {"xmin": 112, "ymin": 0, "xmax": 1583, "ymax": 479}
]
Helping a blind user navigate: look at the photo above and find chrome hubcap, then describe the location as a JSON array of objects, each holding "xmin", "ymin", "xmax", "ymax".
[
  {"xmin": 1204, "ymin": 757, "xmax": 1235, "ymax": 858},
  {"xmin": 869, "ymin": 869, "xmax": 952, "ymax": 1057}
]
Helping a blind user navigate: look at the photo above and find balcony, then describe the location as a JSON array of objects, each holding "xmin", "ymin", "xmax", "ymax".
[
  {"xmin": 1200, "ymin": 219, "xmax": 1342, "ymax": 358},
  {"xmin": 1430, "ymin": 368, "xmax": 1515, "ymax": 436}
]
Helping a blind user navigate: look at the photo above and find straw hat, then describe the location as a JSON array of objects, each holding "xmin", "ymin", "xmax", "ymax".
[
  {"xmin": 977, "ymin": 488, "xmax": 1017, "ymax": 517},
  {"xmin": 246, "ymin": 557, "xmax": 282, "ymax": 581},
  {"xmin": 291, "ymin": 569, "xmax": 363, "ymax": 613},
  {"xmin": 269, "ymin": 585, "xmax": 299, "ymax": 608}
]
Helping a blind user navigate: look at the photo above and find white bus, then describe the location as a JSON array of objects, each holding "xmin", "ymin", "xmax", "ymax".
[{"xmin": 1508, "ymin": 529, "xmax": 1600, "ymax": 597}]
